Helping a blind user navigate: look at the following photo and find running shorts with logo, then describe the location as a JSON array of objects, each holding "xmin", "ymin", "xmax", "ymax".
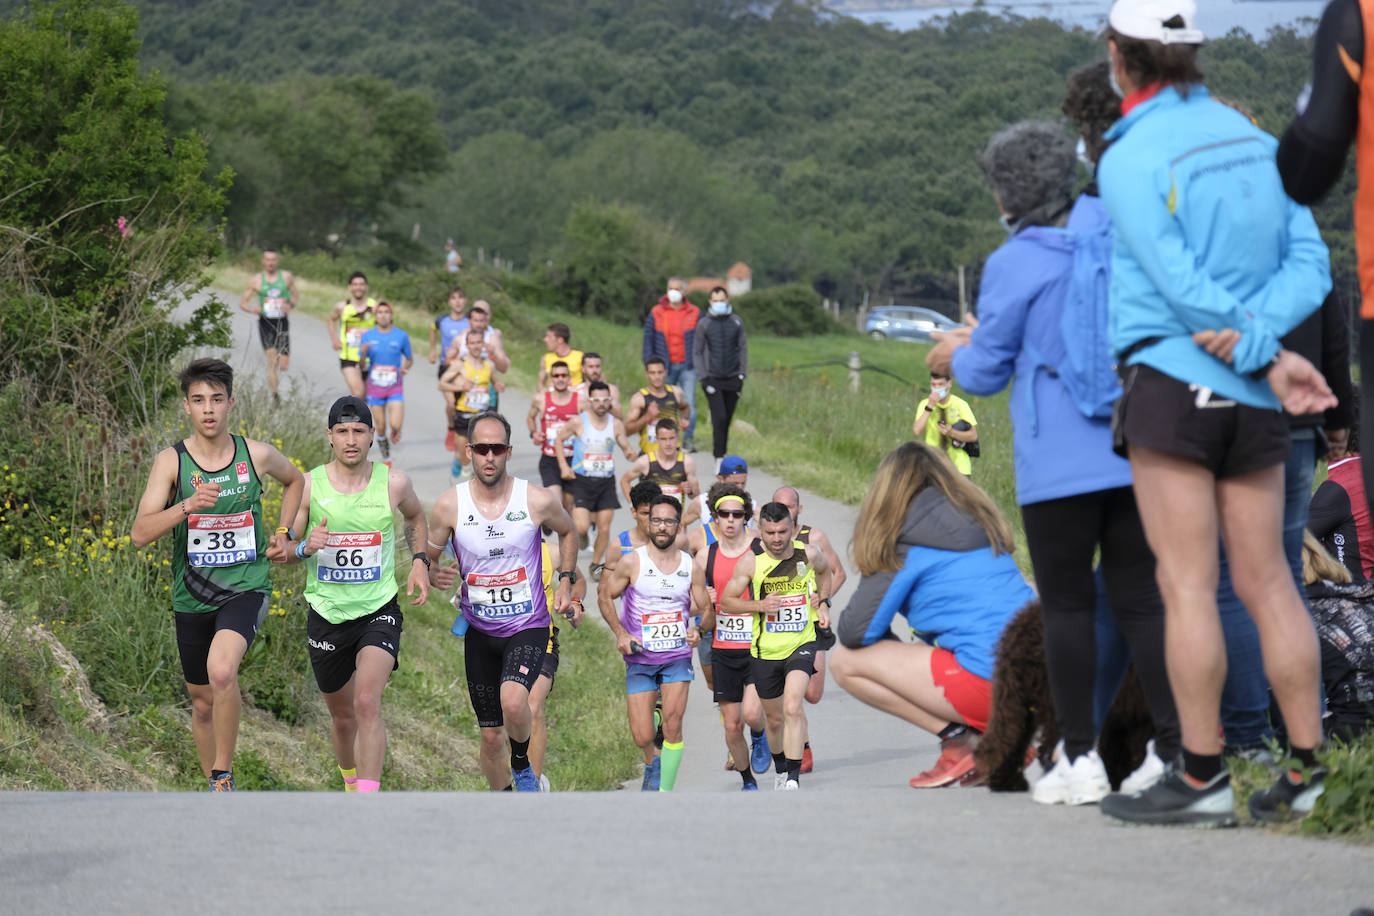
[
  {"xmin": 465, "ymin": 626, "xmax": 549, "ymax": 726},
  {"xmin": 307, "ymin": 598, "xmax": 404, "ymax": 694},
  {"xmin": 1114, "ymin": 363, "xmax": 1289, "ymax": 477}
]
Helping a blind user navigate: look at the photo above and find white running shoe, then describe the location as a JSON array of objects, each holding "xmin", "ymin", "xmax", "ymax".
[
  {"xmin": 774, "ymin": 773, "xmax": 788, "ymax": 790},
  {"xmin": 784, "ymin": 779, "xmax": 799, "ymax": 791},
  {"xmin": 538, "ymin": 773, "xmax": 551, "ymax": 793},
  {"xmin": 1031, "ymin": 741, "xmax": 1110, "ymax": 806},
  {"xmin": 1120, "ymin": 740, "xmax": 1166, "ymax": 795}
]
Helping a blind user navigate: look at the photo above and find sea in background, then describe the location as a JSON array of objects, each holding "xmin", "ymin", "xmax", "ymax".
[{"xmin": 848, "ymin": 1, "xmax": 1328, "ymax": 38}]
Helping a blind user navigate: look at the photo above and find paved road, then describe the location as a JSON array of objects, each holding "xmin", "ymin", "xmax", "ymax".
[{"xmin": 2, "ymin": 292, "xmax": 1369, "ymax": 915}]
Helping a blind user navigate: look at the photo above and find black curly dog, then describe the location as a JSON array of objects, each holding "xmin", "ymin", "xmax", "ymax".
[{"xmin": 974, "ymin": 601, "xmax": 1154, "ymax": 791}]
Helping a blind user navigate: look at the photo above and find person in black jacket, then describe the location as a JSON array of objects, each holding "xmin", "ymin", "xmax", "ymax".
[{"xmin": 692, "ymin": 286, "xmax": 749, "ymax": 465}]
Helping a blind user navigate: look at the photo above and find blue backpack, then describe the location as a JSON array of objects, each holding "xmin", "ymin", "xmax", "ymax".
[{"xmin": 1024, "ymin": 203, "xmax": 1120, "ymax": 420}]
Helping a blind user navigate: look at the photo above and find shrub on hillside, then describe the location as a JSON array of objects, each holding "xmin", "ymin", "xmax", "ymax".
[{"xmin": 733, "ymin": 283, "xmax": 839, "ymax": 337}]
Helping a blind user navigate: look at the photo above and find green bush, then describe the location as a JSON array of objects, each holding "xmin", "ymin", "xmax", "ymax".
[
  {"xmin": 1303, "ymin": 734, "xmax": 1374, "ymax": 837},
  {"xmin": 0, "ymin": 0, "xmax": 230, "ymax": 423},
  {"xmin": 733, "ymin": 283, "xmax": 841, "ymax": 338}
]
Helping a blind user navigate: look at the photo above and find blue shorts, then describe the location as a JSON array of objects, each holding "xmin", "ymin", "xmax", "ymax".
[
  {"xmin": 625, "ymin": 657, "xmax": 694, "ymax": 694},
  {"xmin": 366, "ymin": 388, "xmax": 404, "ymax": 406}
]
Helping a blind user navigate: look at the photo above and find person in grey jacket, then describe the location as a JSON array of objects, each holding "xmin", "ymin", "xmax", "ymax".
[{"xmin": 693, "ymin": 286, "xmax": 749, "ymax": 465}]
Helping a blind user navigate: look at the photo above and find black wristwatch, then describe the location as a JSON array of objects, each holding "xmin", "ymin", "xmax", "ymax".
[
  {"xmin": 1250, "ymin": 350, "xmax": 1282, "ymax": 381},
  {"xmin": 412, "ymin": 552, "xmax": 432, "ymax": 570},
  {"xmin": 558, "ymin": 569, "xmax": 578, "ymax": 584},
  {"xmin": 819, "ymin": 597, "xmax": 832, "ymax": 608}
]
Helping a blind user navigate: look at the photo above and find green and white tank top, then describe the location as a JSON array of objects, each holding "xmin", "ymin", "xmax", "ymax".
[
  {"xmin": 171, "ymin": 436, "xmax": 269, "ymax": 614},
  {"xmin": 258, "ymin": 272, "xmax": 290, "ymax": 319}
]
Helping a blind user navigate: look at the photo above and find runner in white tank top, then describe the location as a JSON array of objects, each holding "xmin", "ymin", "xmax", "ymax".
[{"xmin": 424, "ymin": 410, "xmax": 578, "ymax": 792}]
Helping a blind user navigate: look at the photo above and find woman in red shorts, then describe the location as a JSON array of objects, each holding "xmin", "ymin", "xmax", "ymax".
[{"xmin": 831, "ymin": 442, "xmax": 1036, "ymax": 788}]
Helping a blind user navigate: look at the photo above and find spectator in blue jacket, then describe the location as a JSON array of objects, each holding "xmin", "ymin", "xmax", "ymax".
[
  {"xmin": 1093, "ymin": 0, "xmax": 1334, "ymax": 828},
  {"xmin": 927, "ymin": 119, "xmax": 1180, "ymax": 808},
  {"xmin": 832, "ymin": 442, "xmax": 1034, "ymax": 789}
]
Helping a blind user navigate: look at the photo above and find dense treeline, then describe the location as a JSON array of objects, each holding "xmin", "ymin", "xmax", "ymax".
[{"xmin": 29, "ymin": 0, "xmax": 1358, "ymax": 309}]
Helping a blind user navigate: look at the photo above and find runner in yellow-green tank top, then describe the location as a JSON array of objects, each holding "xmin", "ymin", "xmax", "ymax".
[
  {"xmin": 284, "ymin": 395, "xmax": 431, "ymax": 793},
  {"xmin": 718, "ymin": 501, "xmax": 834, "ymax": 790},
  {"xmin": 131, "ymin": 358, "xmax": 304, "ymax": 792}
]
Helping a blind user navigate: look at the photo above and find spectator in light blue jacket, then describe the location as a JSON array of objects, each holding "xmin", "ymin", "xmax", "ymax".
[
  {"xmin": 1093, "ymin": 0, "xmax": 1334, "ymax": 829},
  {"xmin": 927, "ymin": 120, "xmax": 1179, "ymax": 808}
]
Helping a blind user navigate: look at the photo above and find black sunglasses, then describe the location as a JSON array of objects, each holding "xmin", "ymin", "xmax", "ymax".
[
  {"xmin": 715, "ymin": 509, "xmax": 747, "ymax": 519},
  {"xmin": 471, "ymin": 443, "xmax": 511, "ymax": 456}
]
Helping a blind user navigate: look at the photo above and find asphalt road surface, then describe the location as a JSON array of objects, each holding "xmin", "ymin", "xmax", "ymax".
[{"xmin": 2, "ymin": 291, "xmax": 1369, "ymax": 915}]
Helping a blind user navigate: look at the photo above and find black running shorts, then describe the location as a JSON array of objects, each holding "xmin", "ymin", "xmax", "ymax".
[
  {"xmin": 711, "ymin": 646, "xmax": 753, "ymax": 704},
  {"xmin": 257, "ymin": 316, "xmax": 290, "ymax": 355},
  {"xmin": 465, "ymin": 625, "xmax": 549, "ymax": 728},
  {"xmin": 571, "ymin": 474, "xmax": 620, "ymax": 512},
  {"xmin": 538, "ymin": 454, "xmax": 566, "ymax": 489},
  {"xmin": 1115, "ymin": 364, "xmax": 1290, "ymax": 478},
  {"xmin": 306, "ymin": 598, "xmax": 403, "ymax": 695},
  {"xmin": 750, "ymin": 642, "xmax": 819, "ymax": 701},
  {"xmin": 174, "ymin": 591, "xmax": 269, "ymax": 685}
]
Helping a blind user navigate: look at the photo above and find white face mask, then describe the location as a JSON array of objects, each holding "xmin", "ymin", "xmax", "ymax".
[
  {"xmin": 667, "ymin": 289, "xmax": 683, "ymax": 304},
  {"xmin": 1076, "ymin": 137, "xmax": 1095, "ymax": 176},
  {"xmin": 709, "ymin": 301, "xmax": 731, "ymax": 316},
  {"xmin": 998, "ymin": 213, "xmax": 1019, "ymax": 236},
  {"xmin": 1107, "ymin": 52, "xmax": 1126, "ymax": 99},
  {"xmin": 932, "ymin": 387, "xmax": 948, "ymax": 401}
]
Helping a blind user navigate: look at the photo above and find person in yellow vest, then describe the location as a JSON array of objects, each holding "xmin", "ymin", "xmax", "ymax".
[
  {"xmin": 327, "ymin": 271, "xmax": 377, "ymax": 399},
  {"xmin": 913, "ymin": 370, "xmax": 978, "ymax": 477},
  {"xmin": 440, "ymin": 328, "xmax": 499, "ymax": 483},
  {"xmin": 537, "ymin": 322, "xmax": 584, "ymax": 390},
  {"xmin": 281, "ymin": 396, "xmax": 431, "ymax": 793}
]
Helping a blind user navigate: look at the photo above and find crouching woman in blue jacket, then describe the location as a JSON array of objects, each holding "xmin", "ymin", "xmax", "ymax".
[{"xmin": 832, "ymin": 441, "xmax": 1034, "ymax": 789}]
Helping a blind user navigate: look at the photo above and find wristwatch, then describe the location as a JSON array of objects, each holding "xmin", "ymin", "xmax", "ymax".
[
  {"xmin": 412, "ymin": 552, "xmax": 432, "ymax": 570},
  {"xmin": 558, "ymin": 569, "xmax": 578, "ymax": 584},
  {"xmin": 819, "ymin": 597, "xmax": 832, "ymax": 608}
]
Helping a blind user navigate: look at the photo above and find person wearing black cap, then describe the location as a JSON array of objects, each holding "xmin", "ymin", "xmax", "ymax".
[{"xmin": 280, "ymin": 395, "xmax": 431, "ymax": 793}]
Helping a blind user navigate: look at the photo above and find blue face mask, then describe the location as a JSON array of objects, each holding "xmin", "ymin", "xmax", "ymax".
[{"xmin": 709, "ymin": 301, "xmax": 731, "ymax": 316}]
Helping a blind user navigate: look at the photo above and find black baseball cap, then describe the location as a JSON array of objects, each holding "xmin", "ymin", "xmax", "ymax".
[{"xmin": 327, "ymin": 395, "xmax": 373, "ymax": 429}]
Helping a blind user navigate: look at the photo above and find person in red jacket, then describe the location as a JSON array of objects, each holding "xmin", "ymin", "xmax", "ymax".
[{"xmin": 642, "ymin": 277, "xmax": 701, "ymax": 452}]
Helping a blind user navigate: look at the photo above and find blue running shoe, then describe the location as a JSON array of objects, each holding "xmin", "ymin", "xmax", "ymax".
[
  {"xmin": 644, "ymin": 756, "xmax": 661, "ymax": 791},
  {"xmin": 750, "ymin": 732, "xmax": 771, "ymax": 774},
  {"xmin": 511, "ymin": 766, "xmax": 540, "ymax": 792},
  {"xmin": 741, "ymin": 781, "xmax": 759, "ymax": 791}
]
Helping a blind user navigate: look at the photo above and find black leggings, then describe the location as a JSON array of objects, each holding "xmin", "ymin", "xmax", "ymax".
[
  {"xmin": 703, "ymin": 382, "xmax": 741, "ymax": 459},
  {"xmin": 1021, "ymin": 487, "xmax": 1180, "ymax": 762}
]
